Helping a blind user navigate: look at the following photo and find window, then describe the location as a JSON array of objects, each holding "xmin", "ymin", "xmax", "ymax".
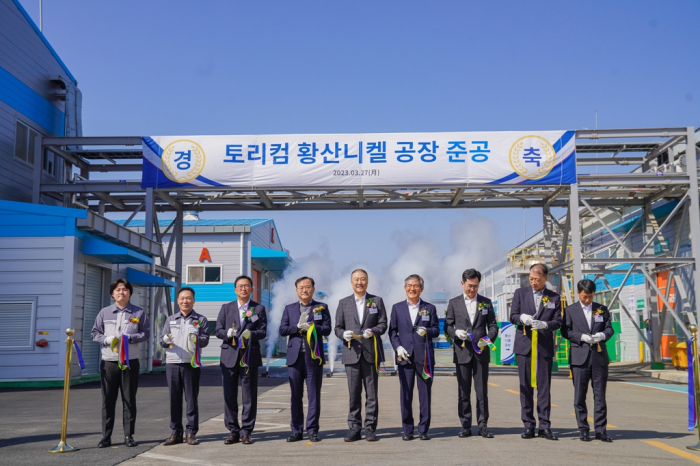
[
  {"xmin": 263, "ymin": 271, "xmax": 270, "ymax": 291},
  {"xmin": 14, "ymin": 121, "xmax": 39, "ymax": 166},
  {"xmin": 0, "ymin": 301, "xmax": 36, "ymax": 350},
  {"xmin": 187, "ymin": 265, "xmax": 222, "ymax": 284},
  {"xmin": 43, "ymin": 149, "xmax": 63, "ymax": 179}
]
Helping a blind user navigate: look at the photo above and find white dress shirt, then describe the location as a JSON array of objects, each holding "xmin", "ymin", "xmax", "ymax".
[
  {"xmin": 581, "ymin": 302, "xmax": 592, "ymax": 331},
  {"xmin": 355, "ymin": 294, "xmax": 367, "ymax": 323},
  {"xmin": 533, "ymin": 288, "xmax": 543, "ymax": 311},
  {"xmin": 407, "ymin": 300, "xmax": 420, "ymax": 325},
  {"xmin": 238, "ymin": 299, "xmax": 251, "ymax": 314},
  {"xmin": 463, "ymin": 294, "xmax": 477, "ymax": 324}
]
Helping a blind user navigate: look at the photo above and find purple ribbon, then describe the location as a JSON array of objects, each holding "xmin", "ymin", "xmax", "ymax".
[
  {"xmin": 73, "ymin": 340, "xmax": 85, "ymax": 370},
  {"xmin": 467, "ymin": 333, "xmax": 482, "ymax": 354},
  {"xmin": 689, "ymin": 337, "xmax": 696, "ymax": 431}
]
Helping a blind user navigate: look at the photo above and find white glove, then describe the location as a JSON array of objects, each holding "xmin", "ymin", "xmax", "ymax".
[
  {"xmin": 477, "ymin": 339, "xmax": 489, "ymax": 348},
  {"xmin": 592, "ymin": 332, "xmax": 606, "ymax": 343},
  {"xmin": 581, "ymin": 334, "xmax": 594, "ymax": 344},
  {"xmin": 298, "ymin": 322, "xmax": 311, "ymax": 332},
  {"xmin": 531, "ymin": 320, "xmax": 548, "ymax": 330},
  {"xmin": 415, "ymin": 326, "xmax": 427, "ymax": 337},
  {"xmin": 520, "ymin": 314, "xmax": 533, "ymax": 326},
  {"xmin": 163, "ymin": 334, "xmax": 172, "ymax": 345},
  {"xmin": 396, "ymin": 346, "xmax": 410, "ymax": 359},
  {"xmin": 455, "ymin": 329, "xmax": 469, "ymax": 340},
  {"xmin": 298, "ymin": 310, "xmax": 310, "ymax": 327},
  {"xmin": 343, "ymin": 330, "xmax": 354, "ymax": 342},
  {"xmin": 227, "ymin": 328, "xmax": 234, "ymax": 339},
  {"xmin": 363, "ymin": 329, "xmax": 374, "ymax": 339},
  {"xmin": 104, "ymin": 335, "xmax": 116, "ymax": 346},
  {"xmin": 242, "ymin": 329, "xmax": 251, "ymax": 339}
]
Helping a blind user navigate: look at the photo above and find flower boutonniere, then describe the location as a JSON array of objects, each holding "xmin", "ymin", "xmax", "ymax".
[
  {"xmin": 477, "ymin": 302, "xmax": 487, "ymax": 312},
  {"xmin": 129, "ymin": 317, "xmax": 140, "ymax": 324},
  {"xmin": 242, "ymin": 308, "xmax": 257, "ymax": 319},
  {"xmin": 593, "ymin": 308, "xmax": 604, "ymax": 316},
  {"xmin": 192, "ymin": 320, "xmax": 201, "ymax": 328},
  {"xmin": 366, "ymin": 298, "xmax": 376, "ymax": 309},
  {"xmin": 419, "ymin": 307, "xmax": 429, "ymax": 316},
  {"xmin": 313, "ymin": 305, "xmax": 325, "ymax": 314},
  {"xmin": 541, "ymin": 295, "xmax": 550, "ymax": 306}
]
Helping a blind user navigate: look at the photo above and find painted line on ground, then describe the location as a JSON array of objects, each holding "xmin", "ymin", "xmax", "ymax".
[
  {"xmin": 620, "ymin": 382, "xmax": 686, "ymax": 393},
  {"xmin": 642, "ymin": 440, "xmax": 700, "ymax": 463},
  {"xmin": 139, "ymin": 452, "xmax": 217, "ymax": 465}
]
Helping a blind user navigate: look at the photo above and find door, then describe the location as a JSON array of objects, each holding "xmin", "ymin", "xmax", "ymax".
[{"xmin": 82, "ymin": 265, "xmax": 104, "ymax": 374}]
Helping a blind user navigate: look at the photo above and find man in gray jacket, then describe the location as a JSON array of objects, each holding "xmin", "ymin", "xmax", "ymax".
[
  {"xmin": 91, "ymin": 278, "xmax": 150, "ymax": 448},
  {"xmin": 160, "ymin": 287, "xmax": 210, "ymax": 446},
  {"xmin": 334, "ymin": 269, "xmax": 387, "ymax": 442}
]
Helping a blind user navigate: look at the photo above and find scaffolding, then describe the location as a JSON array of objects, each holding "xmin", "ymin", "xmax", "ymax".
[{"xmin": 35, "ymin": 127, "xmax": 700, "ymax": 368}]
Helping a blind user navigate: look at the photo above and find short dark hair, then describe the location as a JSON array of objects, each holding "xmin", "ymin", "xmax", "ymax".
[
  {"xmin": 577, "ymin": 279, "xmax": 596, "ymax": 294},
  {"xmin": 351, "ymin": 269, "xmax": 368, "ymax": 278},
  {"xmin": 109, "ymin": 278, "xmax": 133, "ymax": 296},
  {"xmin": 404, "ymin": 274, "xmax": 424, "ymax": 287},
  {"xmin": 235, "ymin": 275, "xmax": 253, "ymax": 287},
  {"xmin": 461, "ymin": 269, "xmax": 482, "ymax": 282},
  {"xmin": 177, "ymin": 286, "xmax": 195, "ymax": 298},
  {"xmin": 295, "ymin": 276, "xmax": 315, "ymax": 287},
  {"xmin": 530, "ymin": 263, "xmax": 549, "ymax": 276}
]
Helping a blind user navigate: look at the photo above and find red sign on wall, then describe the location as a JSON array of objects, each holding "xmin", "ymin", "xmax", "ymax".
[{"xmin": 199, "ymin": 248, "xmax": 211, "ymax": 262}]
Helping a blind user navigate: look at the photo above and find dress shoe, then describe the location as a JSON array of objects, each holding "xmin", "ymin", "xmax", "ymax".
[
  {"xmin": 287, "ymin": 433, "xmax": 303, "ymax": 443},
  {"xmin": 224, "ymin": 433, "xmax": 240, "ymax": 445},
  {"xmin": 124, "ymin": 435, "xmax": 137, "ymax": 447},
  {"xmin": 97, "ymin": 436, "xmax": 111, "ymax": 448},
  {"xmin": 365, "ymin": 429, "xmax": 377, "ymax": 442},
  {"xmin": 479, "ymin": 427, "xmax": 494, "ymax": 439},
  {"xmin": 402, "ymin": 433, "xmax": 414, "ymax": 441},
  {"xmin": 458, "ymin": 429, "xmax": 472, "ymax": 438},
  {"xmin": 309, "ymin": 433, "xmax": 321, "ymax": 442},
  {"xmin": 344, "ymin": 428, "xmax": 361, "ymax": 442},
  {"xmin": 241, "ymin": 434, "xmax": 253, "ymax": 445},
  {"xmin": 521, "ymin": 428, "xmax": 535, "ymax": 439},
  {"xmin": 186, "ymin": 434, "xmax": 199, "ymax": 445},
  {"xmin": 595, "ymin": 431, "xmax": 613, "ymax": 443},
  {"xmin": 163, "ymin": 434, "xmax": 183, "ymax": 446},
  {"xmin": 579, "ymin": 430, "xmax": 591, "ymax": 442},
  {"xmin": 538, "ymin": 429, "xmax": 558, "ymax": 441},
  {"xmin": 419, "ymin": 433, "xmax": 430, "ymax": 440}
]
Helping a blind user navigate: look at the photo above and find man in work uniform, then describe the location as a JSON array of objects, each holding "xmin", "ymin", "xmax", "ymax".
[{"xmin": 161, "ymin": 287, "xmax": 210, "ymax": 446}]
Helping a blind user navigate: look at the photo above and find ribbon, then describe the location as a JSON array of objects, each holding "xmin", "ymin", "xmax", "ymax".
[
  {"xmin": 239, "ymin": 333, "xmax": 252, "ymax": 374},
  {"xmin": 372, "ymin": 333, "xmax": 385, "ymax": 374},
  {"xmin": 189, "ymin": 333, "xmax": 202, "ymax": 369},
  {"xmin": 466, "ymin": 334, "xmax": 497, "ymax": 354},
  {"xmin": 118, "ymin": 334, "xmax": 130, "ymax": 370},
  {"xmin": 73, "ymin": 340, "xmax": 85, "ymax": 370},
  {"xmin": 689, "ymin": 337, "xmax": 696, "ymax": 431},
  {"xmin": 422, "ymin": 340, "xmax": 432, "ymax": 380},
  {"xmin": 530, "ymin": 330, "xmax": 538, "ymax": 388},
  {"xmin": 306, "ymin": 323, "xmax": 323, "ymax": 365},
  {"xmin": 467, "ymin": 333, "xmax": 483, "ymax": 354}
]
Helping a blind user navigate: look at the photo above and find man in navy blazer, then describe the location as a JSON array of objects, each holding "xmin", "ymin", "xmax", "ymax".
[
  {"xmin": 215, "ymin": 275, "xmax": 267, "ymax": 445},
  {"xmin": 445, "ymin": 269, "xmax": 499, "ymax": 438},
  {"xmin": 561, "ymin": 279, "xmax": 615, "ymax": 442},
  {"xmin": 388, "ymin": 274, "xmax": 440, "ymax": 441},
  {"xmin": 279, "ymin": 276, "xmax": 332, "ymax": 443},
  {"xmin": 334, "ymin": 269, "xmax": 388, "ymax": 442},
  {"xmin": 509, "ymin": 263, "xmax": 562, "ymax": 441}
]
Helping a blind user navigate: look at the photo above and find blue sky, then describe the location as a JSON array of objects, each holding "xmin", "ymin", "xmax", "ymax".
[{"xmin": 19, "ymin": 1, "xmax": 700, "ymax": 282}]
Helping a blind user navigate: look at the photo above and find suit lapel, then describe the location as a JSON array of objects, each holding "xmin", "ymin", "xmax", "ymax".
[
  {"xmin": 590, "ymin": 303, "xmax": 598, "ymax": 332},
  {"xmin": 412, "ymin": 300, "xmax": 423, "ymax": 327},
  {"xmin": 458, "ymin": 295, "xmax": 472, "ymax": 328},
  {"xmin": 306, "ymin": 300, "xmax": 316, "ymax": 323},
  {"xmin": 361, "ymin": 294, "xmax": 371, "ymax": 327},
  {"xmin": 349, "ymin": 295, "xmax": 362, "ymax": 327}
]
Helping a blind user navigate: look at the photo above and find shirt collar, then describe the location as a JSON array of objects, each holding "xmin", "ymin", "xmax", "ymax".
[
  {"xmin": 463, "ymin": 293, "xmax": 476, "ymax": 302},
  {"xmin": 355, "ymin": 294, "xmax": 367, "ymax": 304},
  {"xmin": 533, "ymin": 288, "xmax": 544, "ymax": 295},
  {"xmin": 581, "ymin": 302, "xmax": 593, "ymax": 311},
  {"xmin": 407, "ymin": 299, "xmax": 420, "ymax": 308},
  {"xmin": 112, "ymin": 303, "xmax": 131, "ymax": 313},
  {"xmin": 238, "ymin": 299, "xmax": 251, "ymax": 309}
]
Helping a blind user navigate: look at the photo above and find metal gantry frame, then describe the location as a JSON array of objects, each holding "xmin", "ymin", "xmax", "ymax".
[{"xmin": 36, "ymin": 127, "xmax": 700, "ymax": 366}]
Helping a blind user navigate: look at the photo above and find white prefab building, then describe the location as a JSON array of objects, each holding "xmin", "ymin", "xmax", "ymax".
[{"xmin": 122, "ymin": 218, "xmax": 292, "ymax": 361}]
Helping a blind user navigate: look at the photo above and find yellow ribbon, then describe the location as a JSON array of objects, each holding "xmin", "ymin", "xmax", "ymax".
[
  {"xmin": 372, "ymin": 333, "xmax": 384, "ymax": 373},
  {"xmin": 530, "ymin": 329, "xmax": 538, "ymax": 388}
]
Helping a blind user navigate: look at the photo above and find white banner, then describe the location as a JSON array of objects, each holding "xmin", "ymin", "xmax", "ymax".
[
  {"xmin": 141, "ymin": 130, "xmax": 576, "ymax": 189},
  {"xmin": 500, "ymin": 323, "xmax": 516, "ymax": 364}
]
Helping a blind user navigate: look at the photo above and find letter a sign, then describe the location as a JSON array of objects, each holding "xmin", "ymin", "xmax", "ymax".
[{"xmin": 199, "ymin": 248, "xmax": 211, "ymax": 262}]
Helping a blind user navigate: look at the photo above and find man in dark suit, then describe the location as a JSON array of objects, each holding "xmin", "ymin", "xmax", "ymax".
[
  {"xmin": 334, "ymin": 269, "xmax": 388, "ymax": 442},
  {"xmin": 388, "ymin": 274, "xmax": 440, "ymax": 441},
  {"xmin": 215, "ymin": 275, "xmax": 267, "ymax": 445},
  {"xmin": 509, "ymin": 263, "xmax": 562, "ymax": 441},
  {"xmin": 279, "ymin": 276, "xmax": 332, "ymax": 443},
  {"xmin": 445, "ymin": 269, "xmax": 499, "ymax": 438},
  {"xmin": 561, "ymin": 279, "xmax": 615, "ymax": 442}
]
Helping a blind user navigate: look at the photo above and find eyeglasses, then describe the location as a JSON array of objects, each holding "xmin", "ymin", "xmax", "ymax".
[
  {"xmin": 236, "ymin": 284, "xmax": 252, "ymax": 289},
  {"xmin": 296, "ymin": 286, "xmax": 313, "ymax": 291},
  {"xmin": 464, "ymin": 285, "xmax": 479, "ymax": 290}
]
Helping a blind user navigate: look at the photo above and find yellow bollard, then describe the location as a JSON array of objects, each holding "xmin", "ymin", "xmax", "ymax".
[
  {"xmin": 639, "ymin": 341, "xmax": 644, "ymax": 363},
  {"xmin": 47, "ymin": 329, "xmax": 79, "ymax": 453},
  {"xmin": 688, "ymin": 325, "xmax": 700, "ymax": 450}
]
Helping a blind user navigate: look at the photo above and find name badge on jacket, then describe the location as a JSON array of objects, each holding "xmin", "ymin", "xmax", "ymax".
[
  {"xmin": 314, "ymin": 313, "xmax": 323, "ymax": 321},
  {"xmin": 481, "ymin": 309, "xmax": 488, "ymax": 315},
  {"xmin": 547, "ymin": 302, "xmax": 555, "ymax": 309},
  {"xmin": 369, "ymin": 307, "xmax": 378, "ymax": 315},
  {"xmin": 422, "ymin": 314, "xmax": 430, "ymax": 321},
  {"xmin": 251, "ymin": 314, "xmax": 259, "ymax": 323},
  {"xmin": 595, "ymin": 315, "xmax": 604, "ymax": 322}
]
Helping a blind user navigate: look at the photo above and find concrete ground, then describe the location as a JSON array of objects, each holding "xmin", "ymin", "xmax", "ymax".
[{"xmin": 2, "ymin": 354, "xmax": 698, "ymax": 465}]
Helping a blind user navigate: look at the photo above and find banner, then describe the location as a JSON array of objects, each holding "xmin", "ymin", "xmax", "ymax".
[
  {"xmin": 141, "ymin": 130, "xmax": 576, "ymax": 189},
  {"xmin": 500, "ymin": 323, "xmax": 516, "ymax": 364}
]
